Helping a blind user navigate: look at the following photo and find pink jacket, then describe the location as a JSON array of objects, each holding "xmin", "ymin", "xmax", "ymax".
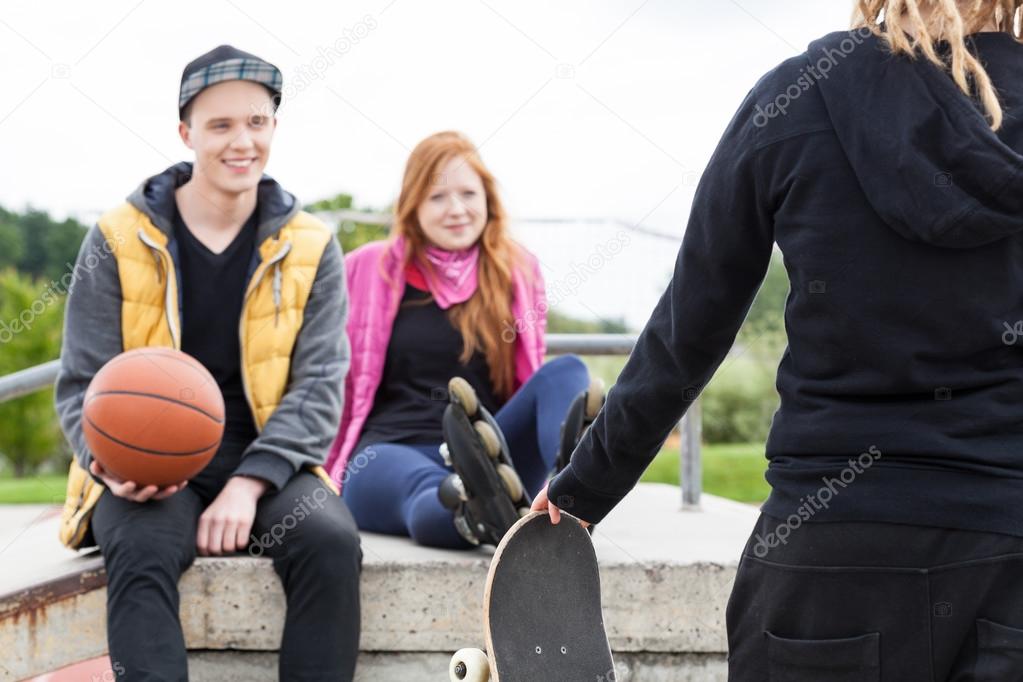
[{"xmin": 325, "ymin": 236, "xmax": 547, "ymax": 487}]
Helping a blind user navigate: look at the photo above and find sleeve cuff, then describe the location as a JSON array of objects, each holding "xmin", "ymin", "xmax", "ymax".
[
  {"xmin": 233, "ymin": 452, "xmax": 295, "ymax": 491},
  {"xmin": 546, "ymin": 463, "xmax": 625, "ymax": 526}
]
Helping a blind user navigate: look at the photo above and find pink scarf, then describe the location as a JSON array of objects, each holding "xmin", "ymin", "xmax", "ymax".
[{"xmin": 418, "ymin": 244, "xmax": 480, "ymax": 309}]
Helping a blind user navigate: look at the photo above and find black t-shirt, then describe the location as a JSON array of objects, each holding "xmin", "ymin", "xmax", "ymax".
[
  {"xmin": 173, "ymin": 204, "xmax": 259, "ymax": 484},
  {"xmin": 354, "ymin": 284, "xmax": 502, "ymax": 454}
]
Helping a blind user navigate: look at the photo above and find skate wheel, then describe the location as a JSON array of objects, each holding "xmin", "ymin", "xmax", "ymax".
[
  {"xmin": 585, "ymin": 377, "xmax": 606, "ymax": 420},
  {"xmin": 474, "ymin": 421, "xmax": 502, "ymax": 459},
  {"xmin": 449, "ymin": 377, "xmax": 479, "ymax": 416},
  {"xmin": 496, "ymin": 463, "xmax": 524, "ymax": 501},
  {"xmin": 450, "ymin": 647, "xmax": 490, "ymax": 682}
]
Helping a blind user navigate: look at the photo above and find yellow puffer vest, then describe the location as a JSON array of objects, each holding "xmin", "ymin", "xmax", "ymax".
[{"xmin": 59, "ymin": 203, "xmax": 338, "ymax": 549}]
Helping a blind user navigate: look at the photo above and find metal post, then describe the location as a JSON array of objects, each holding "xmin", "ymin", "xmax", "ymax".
[{"xmin": 680, "ymin": 400, "xmax": 702, "ymax": 510}]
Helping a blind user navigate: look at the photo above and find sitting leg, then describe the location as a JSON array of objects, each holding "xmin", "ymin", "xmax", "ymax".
[
  {"xmin": 495, "ymin": 354, "xmax": 592, "ymax": 495},
  {"xmin": 91, "ymin": 488, "xmax": 204, "ymax": 682},
  {"xmin": 341, "ymin": 442, "xmax": 471, "ymax": 549},
  {"xmin": 252, "ymin": 471, "xmax": 362, "ymax": 682}
]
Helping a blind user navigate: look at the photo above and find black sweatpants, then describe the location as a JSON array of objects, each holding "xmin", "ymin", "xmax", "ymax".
[
  {"xmin": 726, "ymin": 513, "xmax": 1023, "ymax": 681},
  {"xmin": 91, "ymin": 471, "xmax": 362, "ymax": 681}
]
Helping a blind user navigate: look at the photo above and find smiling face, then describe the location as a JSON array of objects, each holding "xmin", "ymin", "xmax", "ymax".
[
  {"xmin": 416, "ymin": 156, "xmax": 489, "ymax": 251},
  {"xmin": 178, "ymin": 80, "xmax": 276, "ymax": 196}
]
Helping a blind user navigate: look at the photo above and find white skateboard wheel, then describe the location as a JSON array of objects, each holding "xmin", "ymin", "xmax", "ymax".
[{"xmin": 449, "ymin": 647, "xmax": 490, "ymax": 682}]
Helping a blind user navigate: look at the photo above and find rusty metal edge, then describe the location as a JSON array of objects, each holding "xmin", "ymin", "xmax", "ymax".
[{"xmin": 0, "ymin": 556, "xmax": 107, "ymax": 622}]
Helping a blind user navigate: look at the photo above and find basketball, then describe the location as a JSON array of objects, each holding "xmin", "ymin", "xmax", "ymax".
[{"xmin": 82, "ymin": 347, "xmax": 225, "ymax": 487}]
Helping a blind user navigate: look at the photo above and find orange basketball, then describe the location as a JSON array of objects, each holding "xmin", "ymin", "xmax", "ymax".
[{"xmin": 82, "ymin": 347, "xmax": 225, "ymax": 487}]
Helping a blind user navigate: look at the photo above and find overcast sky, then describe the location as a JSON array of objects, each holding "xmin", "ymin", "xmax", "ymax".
[{"xmin": 1, "ymin": 0, "xmax": 852, "ymax": 328}]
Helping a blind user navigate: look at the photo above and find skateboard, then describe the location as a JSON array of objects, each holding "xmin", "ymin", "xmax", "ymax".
[{"xmin": 448, "ymin": 511, "xmax": 615, "ymax": 682}]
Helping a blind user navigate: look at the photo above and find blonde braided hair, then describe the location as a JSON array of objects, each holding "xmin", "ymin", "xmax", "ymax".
[{"xmin": 853, "ymin": 0, "xmax": 1023, "ymax": 128}]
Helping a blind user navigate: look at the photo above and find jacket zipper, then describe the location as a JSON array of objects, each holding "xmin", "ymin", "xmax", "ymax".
[
  {"xmin": 138, "ymin": 229, "xmax": 181, "ymax": 349},
  {"xmin": 238, "ymin": 241, "xmax": 292, "ymax": 431}
]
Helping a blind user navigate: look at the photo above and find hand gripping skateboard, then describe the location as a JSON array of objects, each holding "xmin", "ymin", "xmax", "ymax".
[{"xmin": 448, "ymin": 511, "xmax": 616, "ymax": 682}]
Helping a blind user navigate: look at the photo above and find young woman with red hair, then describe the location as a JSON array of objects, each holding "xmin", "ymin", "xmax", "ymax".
[{"xmin": 325, "ymin": 130, "xmax": 601, "ymax": 548}]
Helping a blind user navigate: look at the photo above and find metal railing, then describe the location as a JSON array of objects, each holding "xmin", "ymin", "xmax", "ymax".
[{"xmin": 0, "ymin": 334, "xmax": 703, "ymax": 508}]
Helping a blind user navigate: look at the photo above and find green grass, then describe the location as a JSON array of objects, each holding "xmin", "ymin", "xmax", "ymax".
[
  {"xmin": 0, "ymin": 474, "xmax": 68, "ymax": 504},
  {"xmin": 641, "ymin": 441, "xmax": 769, "ymax": 504}
]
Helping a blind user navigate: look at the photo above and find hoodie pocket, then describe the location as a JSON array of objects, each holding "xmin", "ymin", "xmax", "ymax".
[
  {"xmin": 766, "ymin": 631, "xmax": 880, "ymax": 682},
  {"xmin": 973, "ymin": 619, "xmax": 1023, "ymax": 681}
]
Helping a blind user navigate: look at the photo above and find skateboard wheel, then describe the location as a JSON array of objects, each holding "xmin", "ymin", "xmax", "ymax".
[
  {"xmin": 496, "ymin": 463, "xmax": 524, "ymax": 501},
  {"xmin": 474, "ymin": 421, "xmax": 502, "ymax": 459},
  {"xmin": 585, "ymin": 377, "xmax": 606, "ymax": 420},
  {"xmin": 449, "ymin": 648, "xmax": 490, "ymax": 682},
  {"xmin": 449, "ymin": 377, "xmax": 479, "ymax": 417}
]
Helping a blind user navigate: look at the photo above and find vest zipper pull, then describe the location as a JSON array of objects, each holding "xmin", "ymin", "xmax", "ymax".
[{"xmin": 273, "ymin": 263, "xmax": 282, "ymax": 326}]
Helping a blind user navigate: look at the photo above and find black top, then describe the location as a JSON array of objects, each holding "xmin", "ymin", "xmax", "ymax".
[
  {"xmin": 173, "ymin": 203, "xmax": 259, "ymax": 483},
  {"xmin": 549, "ymin": 30, "xmax": 1023, "ymax": 532},
  {"xmin": 355, "ymin": 284, "xmax": 501, "ymax": 454}
]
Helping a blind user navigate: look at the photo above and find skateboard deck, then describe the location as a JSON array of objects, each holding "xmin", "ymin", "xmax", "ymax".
[{"xmin": 449, "ymin": 510, "xmax": 615, "ymax": 681}]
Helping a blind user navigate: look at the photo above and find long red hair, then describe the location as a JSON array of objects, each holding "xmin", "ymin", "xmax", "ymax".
[{"xmin": 389, "ymin": 131, "xmax": 526, "ymax": 399}]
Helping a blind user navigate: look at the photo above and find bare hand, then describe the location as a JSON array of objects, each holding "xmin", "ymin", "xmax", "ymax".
[
  {"xmin": 530, "ymin": 482, "xmax": 590, "ymax": 528},
  {"xmin": 196, "ymin": 476, "xmax": 269, "ymax": 556},
  {"xmin": 90, "ymin": 461, "xmax": 187, "ymax": 502}
]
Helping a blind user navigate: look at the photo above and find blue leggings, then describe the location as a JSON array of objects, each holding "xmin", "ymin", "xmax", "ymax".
[{"xmin": 342, "ymin": 355, "xmax": 591, "ymax": 549}]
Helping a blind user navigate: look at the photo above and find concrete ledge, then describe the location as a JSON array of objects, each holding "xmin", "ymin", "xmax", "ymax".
[{"xmin": 0, "ymin": 484, "xmax": 758, "ymax": 680}]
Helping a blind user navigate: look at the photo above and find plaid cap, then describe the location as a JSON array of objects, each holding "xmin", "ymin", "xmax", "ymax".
[{"xmin": 178, "ymin": 45, "xmax": 283, "ymax": 120}]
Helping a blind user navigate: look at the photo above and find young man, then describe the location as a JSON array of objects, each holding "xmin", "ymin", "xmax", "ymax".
[{"xmin": 55, "ymin": 45, "xmax": 361, "ymax": 681}]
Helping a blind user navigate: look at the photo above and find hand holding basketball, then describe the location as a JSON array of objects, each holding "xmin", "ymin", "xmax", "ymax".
[{"xmin": 89, "ymin": 460, "xmax": 187, "ymax": 502}]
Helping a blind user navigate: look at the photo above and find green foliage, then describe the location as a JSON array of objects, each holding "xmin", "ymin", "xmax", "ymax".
[
  {"xmin": 0, "ymin": 269, "xmax": 66, "ymax": 476},
  {"xmin": 305, "ymin": 194, "xmax": 354, "ymax": 212},
  {"xmin": 547, "ymin": 309, "xmax": 628, "ymax": 334},
  {"xmin": 641, "ymin": 442, "xmax": 770, "ymax": 503},
  {"xmin": 740, "ymin": 250, "xmax": 789, "ymax": 338},
  {"xmin": 337, "ymin": 221, "xmax": 390, "ymax": 254},
  {"xmin": 306, "ymin": 192, "xmax": 391, "ymax": 253},
  {"xmin": 2, "ymin": 207, "xmax": 87, "ymax": 282}
]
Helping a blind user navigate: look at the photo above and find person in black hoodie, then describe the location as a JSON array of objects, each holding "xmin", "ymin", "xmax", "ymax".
[{"xmin": 531, "ymin": 1, "xmax": 1023, "ymax": 679}]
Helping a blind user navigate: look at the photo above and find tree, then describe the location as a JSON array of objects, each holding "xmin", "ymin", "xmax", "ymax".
[
  {"xmin": 0, "ymin": 205, "xmax": 87, "ymax": 283},
  {"xmin": 306, "ymin": 193, "xmax": 391, "ymax": 253},
  {"xmin": 0, "ymin": 269, "xmax": 65, "ymax": 476}
]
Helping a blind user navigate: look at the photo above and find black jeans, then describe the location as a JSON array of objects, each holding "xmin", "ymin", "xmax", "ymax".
[
  {"xmin": 727, "ymin": 513, "xmax": 1023, "ymax": 681},
  {"xmin": 92, "ymin": 471, "xmax": 362, "ymax": 681}
]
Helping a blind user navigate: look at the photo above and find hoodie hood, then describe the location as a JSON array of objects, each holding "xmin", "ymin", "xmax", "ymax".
[
  {"xmin": 125, "ymin": 161, "xmax": 302, "ymax": 245},
  {"xmin": 808, "ymin": 30, "xmax": 1023, "ymax": 248}
]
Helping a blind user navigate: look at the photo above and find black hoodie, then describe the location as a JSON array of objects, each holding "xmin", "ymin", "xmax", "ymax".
[{"xmin": 548, "ymin": 29, "xmax": 1023, "ymax": 534}]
